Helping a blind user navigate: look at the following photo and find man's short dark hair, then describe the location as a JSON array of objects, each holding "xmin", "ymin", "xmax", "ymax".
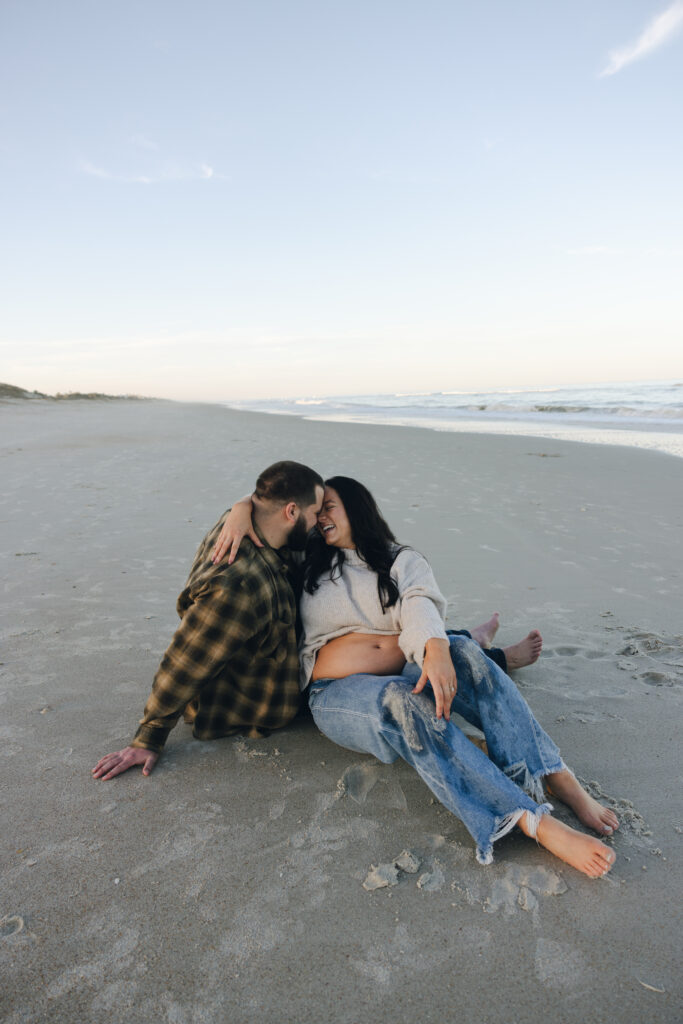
[{"xmin": 254, "ymin": 461, "xmax": 323, "ymax": 508}]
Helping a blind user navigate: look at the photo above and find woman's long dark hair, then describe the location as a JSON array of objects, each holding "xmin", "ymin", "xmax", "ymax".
[{"xmin": 303, "ymin": 476, "xmax": 405, "ymax": 611}]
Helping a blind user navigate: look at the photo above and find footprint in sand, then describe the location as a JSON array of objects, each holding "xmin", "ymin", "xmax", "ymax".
[
  {"xmin": 535, "ymin": 938, "xmax": 593, "ymax": 991},
  {"xmin": 640, "ymin": 671, "xmax": 674, "ymax": 687},
  {"xmin": 549, "ymin": 646, "xmax": 607, "ymax": 660},
  {"xmin": 351, "ymin": 922, "xmax": 454, "ymax": 989},
  {"xmin": 449, "ymin": 856, "xmax": 567, "ymax": 918},
  {"xmin": 482, "ymin": 864, "xmax": 567, "ymax": 916},
  {"xmin": 0, "ymin": 915, "xmax": 24, "ymax": 938},
  {"xmin": 567, "ymin": 708, "xmax": 613, "ymax": 725},
  {"xmin": 337, "ymin": 762, "xmax": 408, "ymax": 811},
  {"xmin": 617, "ymin": 630, "xmax": 683, "ymax": 688}
]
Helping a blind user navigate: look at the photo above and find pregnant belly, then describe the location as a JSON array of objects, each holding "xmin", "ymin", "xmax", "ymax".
[{"xmin": 311, "ymin": 632, "xmax": 407, "ymax": 681}]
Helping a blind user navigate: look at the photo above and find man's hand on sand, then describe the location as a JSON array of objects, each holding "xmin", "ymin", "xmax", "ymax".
[{"xmin": 92, "ymin": 746, "xmax": 159, "ymax": 780}]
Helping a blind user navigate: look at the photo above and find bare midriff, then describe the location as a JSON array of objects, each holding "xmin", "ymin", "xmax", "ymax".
[{"xmin": 311, "ymin": 632, "xmax": 407, "ymax": 681}]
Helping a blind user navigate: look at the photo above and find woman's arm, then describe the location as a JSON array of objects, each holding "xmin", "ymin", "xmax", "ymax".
[
  {"xmin": 392, "ymin": 550, "xmax": 455, "ymax": 719},
  {"xmin": 211, "ymin": 494, "xmax": 262, "ymax": 564},
  {"xmin": 392, "ymin": 549, "xmax": 448, "ymax": 660}
]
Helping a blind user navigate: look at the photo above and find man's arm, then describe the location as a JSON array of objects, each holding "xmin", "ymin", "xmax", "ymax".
[{"xmin": 92, "ymin": 578, "xmax": 259, "ymax": 780}]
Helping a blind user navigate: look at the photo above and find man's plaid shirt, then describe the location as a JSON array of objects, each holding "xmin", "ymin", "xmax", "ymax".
[{"xmin": 131, "ymin": 514, "xmax": 301, "ymax": 753}]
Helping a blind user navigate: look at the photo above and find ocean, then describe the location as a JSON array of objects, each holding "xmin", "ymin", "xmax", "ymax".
[{"xmin": 223, "ymin": 379, "xmax": 683, "ymax": 459}]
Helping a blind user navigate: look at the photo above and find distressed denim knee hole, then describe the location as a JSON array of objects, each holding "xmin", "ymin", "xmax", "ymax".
[{"xmin": 380, "ymin": 680, "xmax": 448, "ymax": 753}]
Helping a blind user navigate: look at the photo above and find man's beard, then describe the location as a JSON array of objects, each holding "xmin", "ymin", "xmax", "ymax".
[{"xmin": 287, "ymin": 513, "xmax": 312, "ymax": 551}]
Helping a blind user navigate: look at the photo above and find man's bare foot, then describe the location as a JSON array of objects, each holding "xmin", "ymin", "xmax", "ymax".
[
  {"xmin": 503, "ymin": 630, "xmax": 542, "ymax": 670},
  {"xmin": 519, "ymin": 811, "xmax": 616, "ymax": 878},
  {"xmin": 545, "ymin": 769, "xmax": 619, "ymax": 835},
  {"xmin": 470, "ymin": 612, "xmax": 500, "ymax": 649}
]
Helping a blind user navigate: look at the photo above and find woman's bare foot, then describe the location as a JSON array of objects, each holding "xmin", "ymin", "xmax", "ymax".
[
  {"xmin": 545, "ymin": 769, "xmax": 619, "ymax": 835},
  {"xmin": 503, "ymin": 630, "xmax": 542, "ymax": 670},
  {"xmin": 470, "ymin": 612, "xmax": 500, "ymax": 648},
  {"xmin": 519, "ymin": 811, "xmax": 616, "ymax": 878}
]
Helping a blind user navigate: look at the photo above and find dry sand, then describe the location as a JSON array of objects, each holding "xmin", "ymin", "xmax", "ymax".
[{"xmin": 1, "ymin": 398, "xmax": 681, "ymax": 1023}]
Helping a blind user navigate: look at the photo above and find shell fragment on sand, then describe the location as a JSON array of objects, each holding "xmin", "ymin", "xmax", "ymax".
[
  {"xmin": 362, "ymin": 863, "xmax": 400, "ymax": 891},
  {"xmin": 362, "ymin": 849, "xmax": 425, "ymax": 891},
  {"xmin": 417, "ymin": 866, "xmax": 445, "ymax": 892},
  {"xmin": 637, "ymin": 980, "xmax": 666, "ymax": 993},
  {"xmin": 394, "ymin": 849, "xmax": 421, "ymax": 874}
]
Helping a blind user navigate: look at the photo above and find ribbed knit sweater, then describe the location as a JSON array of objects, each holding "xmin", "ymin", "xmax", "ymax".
[{"xmin": 299, "ymin": 546, "xmax": 448, "ymax": 688}]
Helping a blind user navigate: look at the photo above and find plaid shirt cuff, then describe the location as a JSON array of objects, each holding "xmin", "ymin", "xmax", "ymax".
[{"xmin": 131, "ymin": 723, "xmax": 170, "ymax": 753}]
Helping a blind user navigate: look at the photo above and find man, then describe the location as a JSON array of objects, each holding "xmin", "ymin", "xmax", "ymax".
[{"xmin": 92, "ymin": 461, "xmax": 324, "ymax": 780}]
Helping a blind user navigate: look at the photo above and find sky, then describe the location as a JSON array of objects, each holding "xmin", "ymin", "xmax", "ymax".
[{"xmin": 1, "ymin": 0, "xmax": 682, "ymax": 400}]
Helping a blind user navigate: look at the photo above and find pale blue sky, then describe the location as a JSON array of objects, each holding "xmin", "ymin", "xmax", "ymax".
[{"xmin": 1, "ymin": 0, "xmax": 682, "ymax": 399}]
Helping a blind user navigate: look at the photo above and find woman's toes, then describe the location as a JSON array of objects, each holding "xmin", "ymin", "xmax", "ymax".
[
  {"xmin": 597, "ymin": 850, "xmax": 615, "ymax": 874},
  {"xmin": 600, "ymin": 856, "xmax": 615, "ymax": 876}
]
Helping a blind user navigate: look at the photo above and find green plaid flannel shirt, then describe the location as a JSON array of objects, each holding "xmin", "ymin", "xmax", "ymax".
[{"xmin": 131, "ymin": 513, "xmax": 301, "ymax": 753}]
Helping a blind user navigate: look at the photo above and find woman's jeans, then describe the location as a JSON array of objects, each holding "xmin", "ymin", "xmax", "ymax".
[{"xmin": 308, "ymin": 635, "xmax": 563, "ymax": 865}]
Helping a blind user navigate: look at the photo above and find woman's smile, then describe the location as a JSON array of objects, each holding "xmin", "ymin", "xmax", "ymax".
[{"xmin": 317, "ymin": 487, "xmax": 355, "ymax": 548}]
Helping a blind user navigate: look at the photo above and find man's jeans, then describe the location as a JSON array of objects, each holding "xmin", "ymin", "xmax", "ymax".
[
  {"xmin": 446, "ymin": 628, "xmax": 507, "ymax": 673},
  {"xmin": 308, "ymin": 635, "xmax": 562, "ymax": 865}
]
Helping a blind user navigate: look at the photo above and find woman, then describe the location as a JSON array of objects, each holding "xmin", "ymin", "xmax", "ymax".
[{"xmin": 220, "ymin": 478, "xmax": 618, "ymax": 875}]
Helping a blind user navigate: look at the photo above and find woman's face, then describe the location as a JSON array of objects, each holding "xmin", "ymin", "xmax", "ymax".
[{"xmin": 317, "ymin": 487, "xmax": 355, "ymax": 549}]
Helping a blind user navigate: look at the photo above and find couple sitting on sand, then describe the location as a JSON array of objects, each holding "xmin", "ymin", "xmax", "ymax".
[{"xmin": 93, "ymin": 460, "xmax": 618, "ymax": 877}]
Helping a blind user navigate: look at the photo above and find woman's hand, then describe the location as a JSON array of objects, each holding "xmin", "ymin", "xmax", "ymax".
[
  {"xmin": 211, "ymin": 496, "xmax": 262, "ymax": 564},
  {"xmin": 412, "ymin": 637, "xmax": 457, "ymax": 720}
]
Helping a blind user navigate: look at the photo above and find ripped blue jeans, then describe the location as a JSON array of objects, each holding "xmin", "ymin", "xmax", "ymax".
[{"xmin": 308, "ymin": 635, "xmax": 564, "ymax": 865}]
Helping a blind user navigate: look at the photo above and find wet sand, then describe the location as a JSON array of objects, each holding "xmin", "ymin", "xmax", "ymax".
[{"xmin": 1, "ymin": 398, "xmax": 681, "ymax": 1023}]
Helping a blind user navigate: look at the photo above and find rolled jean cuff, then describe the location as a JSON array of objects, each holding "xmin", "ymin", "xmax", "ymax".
[{"xmin": 477, "ymin": 801, "xmax": 553, "ymax": 866}]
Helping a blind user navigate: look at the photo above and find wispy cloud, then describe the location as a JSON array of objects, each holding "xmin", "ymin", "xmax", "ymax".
[
  {"xmin": 567, "ymin": 244, "xmax": 683, "ymax": 257},
  {"xmin": 80, "ymin": 161, "xmax": 221, "ymax": 184},
  {"xmin": 599, "ymin": 1, "xmax": 683, "ymax": 77},
  {"xmin": 567, "ymin": 245, "xmax": 624, "ymax": 256},
  {"xmin": 129, "ymin": 133, "xmax": 159, "ymax": 152},
  {"xmin": 81, "ymin": 161, "xmax": 112, "ymax": 180}
]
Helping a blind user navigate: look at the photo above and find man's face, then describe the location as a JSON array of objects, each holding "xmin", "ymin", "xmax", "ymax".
[{"xmin": 287, "ymin": 486, "xmax": 324, "ymax": 551}]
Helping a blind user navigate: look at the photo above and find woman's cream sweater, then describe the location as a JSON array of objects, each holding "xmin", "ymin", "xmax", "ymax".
[{"xmin": 298, "ymin": 546, "xmax": 448, "ymax": 688}]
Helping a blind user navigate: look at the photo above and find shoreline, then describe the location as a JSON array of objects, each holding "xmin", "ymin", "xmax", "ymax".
[
  {"xmin": 6, "ymin": 392, "xmax": 682, "ymax": 459},
  {"xmin": 6, "ymin": 393, "xmax": 683, "ymax": 466},
  {"xmin": 220, "ymin": 402, "xmax": 683, "ymax": 460}
]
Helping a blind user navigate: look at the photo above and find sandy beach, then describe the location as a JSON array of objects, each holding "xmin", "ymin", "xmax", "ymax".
[{"xmin": 1, "ymin": 397, "xmax": 681, "ymax": 1023}]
